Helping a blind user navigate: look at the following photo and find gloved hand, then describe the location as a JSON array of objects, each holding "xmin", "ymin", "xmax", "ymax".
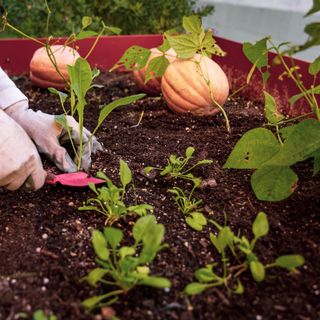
[
  {"xmin": 5, "ymin": 101, "xmax": 102, "ymax": 173},
  {"xmin": 0, "ymin": 109, "xmax": 46, "ymax": 191}
]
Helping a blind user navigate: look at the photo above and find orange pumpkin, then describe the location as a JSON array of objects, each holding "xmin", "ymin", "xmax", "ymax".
[
  {"xmin": 133, "ymin": 47, "xmax": 176, "ymax": 96},
  {"xmin": 29, "ymin": 45, "xmax": 80, "ymax": 90},
  {"xmin": 161, "ymin": 54, "xmax": 229, "ymax": 116}
]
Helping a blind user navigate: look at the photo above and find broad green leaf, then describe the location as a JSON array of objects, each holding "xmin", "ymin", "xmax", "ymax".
[
  {"xmin": 304, "ymin": 22, "xmax": 320, "ymax": 47},
  {"xmin": 186, "ymin": 212, "xmax": 207, "ymax": 231},
  {"xmin": 82, "ymin": 294, "xmax": 111, "ymax": 309},
  {"xmin": 96, "ymin": 171, "xmax": 109, "ymax": 181},
  {"xmin": 104, "ymin": 227, "xmax": 123, "ymax": 249},
  {"xmin": 111, "ymin": 45, "xmax": 150, "ymax": 71},
  {"xmin": 313, "ymin": 151, "xmax": 320, "ymax": 176},
  {"xmin": 119, "ymin": 246, "xmax": 135, "ymax": 259},
  {"xmin": 133, "ymin": 215, "xmax": 157, "ymax": 243},
  {"xmin": 185, "ymin": 146, "xmax": 195, "ymax": 158},
  {"xmin": 251, "ymin": 165, "xmax": 298, "ymax": 201},
  {"xmin": 98, "ymin": 94, "xmax": 145, "ymax": 126},
  {"xmin": 195, "ymin": 266, "xmax": 218, "ymax": 282},
  {"xmin": 92, "ymin": 230, "xmax": 109, "ymax": 260},
  {"xmin": 120, "ymin": 159, "xmax": 132, "ymax": 189},
  {"xmin": 252, "ymin": 212, "xmax": 269, "ymax": 238},
  {"xmin": 82, "ymin": 16, "xmax": 92, "ymax": 28},
  {"xmin": 183, "ymin": 15, "xmax": 202, "ymax": 34},
  {"xmin": 166, "ymin": 33, "xmax": 199, "ymax": 59},
  {"xmin": 234, "ymin": 280, "xmax": 244, "ymax": 294},
  {"xmin": 304, "ymin": 0, "xmax": 320, "ymax": 17},
  {"xmin": 266, "ymin": 119, "xmax": 320, "ymax": 166},
  {"xmin": 104, "ymin": 26, "xmax": 122, "ymax": 35},
  {"xmin": 210, "ymin": 227, "xmax": 233, "ymax": 253},
  {"xmin": 33, "ymin": 310, "xmax": 48, "ymax": 320},
  {"xmin": 275, "ymin": 255, "xmax": 304, "ymax": 270},
  {"xmin": 289, "ymin": 85, "xmax": 320, "ymax": 105},
  {"xmin": 54, "ymin": 114, "xmax": 69, "ymax": 130},
  {"xmin": 77, "ymin": 30, "xmax": 98, "ymax": 40},
  {"xmin": 184, "ymin": 282, "xmax": 210, "ymax": 295},
  {"xmin": 128, "ymin": 204, "xmax": 153, "ymax": 216},
  {"xmin": 309, "ymin": 56, "xmax": 320, "ymax": 75},
  {"xmin": 144, "ymin": 166, "xmax": 155, "ymax": 175},
  {"xmin": 145, "ymin": 55, "xmax": 169, "ymax": 83},
  {"xmin": 157, "ymin": 38, "xmax": 171, "ymax": 53},
  {"xmin": 202, "ymin": 30, "xmax": 226, "ymax": 57},
  {"xmin": 250, "ymin": 261, "xmax": 265, "ymax": 282},
  {"xmin": 280, "ymin": 124, "xmax": 297, "ymax": 142},
  {"xmin": 224, "ymin": 128, "xmax": 280, "ymax": 169},
  {"xmin": 86, "ymin": 268, "xmax": 109, "ymax": 286},
  {"xmin": 243, "ymin": 37, "xmax": 269, "ymax": 68},
  {"xmin": 264, "ymin": 91, "xmax": 284, "ymax": 124},
  {"xmin": 48, "ymin": 87, "xmax": 68, "ymax": 104},
  {"xmin": 140, "ymin": 276, "xmax": 171, "ymax": 289},
  {"xmin": 140, "ymin": 224, "xmax": 165, "ymax": 261},
  {"xmin": 69, "ymin": 57, "xmax": 92, "ymax": 100}
]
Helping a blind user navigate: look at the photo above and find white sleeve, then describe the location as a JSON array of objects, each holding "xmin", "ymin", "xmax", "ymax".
[{"xmin": 0, "ymin": 67, "xmax": 28, "ymax": 110}]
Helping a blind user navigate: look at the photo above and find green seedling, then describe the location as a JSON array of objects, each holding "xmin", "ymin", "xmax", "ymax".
[
  {"xmin": 17, "ymin": 310, "xmax": 57, "ymax": 320},
  {"xmin": 51, "ymin": 57, "xmax": 145, "ymax": 170},
  {"xmin": 224, "ymin": 4, "xmax": 320, "ymax": 201},
  {"xmin": 82, "ymin": 215, "xmax": 171, "ymax": 309},
  {"xmin": 168, "ymin": 183, "xmax": 207, "ymax": 231},
  {"xmin": 185, "ymin": 212, "xmax": 304, "ymax": 296},
  {"xmin": 79, "ymin": 159, "xmax": 153, "ymax": 225},
  {"xmin": 145, "ymin": 146, "xmax": 212, "ymax": 183}
]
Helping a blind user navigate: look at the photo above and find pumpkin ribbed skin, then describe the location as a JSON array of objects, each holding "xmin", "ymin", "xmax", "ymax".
[
  {"xmin": 29, "ymin": 45, "xmax": 80, "ymax": 90},
  {"xmin": 133, "ymin": 47, "xmax": 176, "ymax": 96},
  {"xmin": 161, "ymin": 54, "xmax": 229, "ymax": 116}
]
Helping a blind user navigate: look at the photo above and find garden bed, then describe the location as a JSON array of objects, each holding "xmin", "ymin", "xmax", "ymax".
[{"xmin": 0, "ymin": 71, "xmax": 319, "ymax": 320}]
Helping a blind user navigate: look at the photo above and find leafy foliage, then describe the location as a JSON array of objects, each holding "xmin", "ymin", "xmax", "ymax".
[
  {"xmin": 82, "ymin": 215, "xmax": 171, "ymax": 309},
  {"xmin": 145, "ymin": 146, "xmax": 212, "ymax": 182},
  {"xmin": 225, "ymin": 5, "xmax": 320, "ymax": 201},
  {"xmin": 145, "ymin": 147, "xmax": 212, "ymax": 231},
  {"xmin": 51, "ymin": 56, "xmax": 145, "ymax": 170},
  {"xmin": 0, "ymin": 0, "xmax": 213, "ymax": 37},
  {"xmin": 185, "ymin": 212, "xmax": 304, "ymax": 296},
  {"xmin": 79, "ymin": 160, "xmax": 153, "ymax": 225}
]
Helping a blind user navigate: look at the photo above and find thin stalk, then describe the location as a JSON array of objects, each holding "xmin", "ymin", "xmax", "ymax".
[
  {"xmin": 5, "ymin": 22, "xmax": 45, "ymax": 45},
  {"xmin": 270, "ymin": 40, "xmax": 319, "ymax": 119}
]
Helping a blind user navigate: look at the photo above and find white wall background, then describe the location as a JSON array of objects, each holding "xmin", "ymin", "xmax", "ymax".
[{"xmin": 198, "ymin": 0, "xmax": 320, "ymax": 61}]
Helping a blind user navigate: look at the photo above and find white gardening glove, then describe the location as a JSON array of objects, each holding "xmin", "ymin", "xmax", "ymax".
[
  {"xmin": 0, "ymin": 109, "xmax": 46, "ymax": 191},
  {"xmin": 5, "ymin": 101, "xmax": 102, "ymax": 173}
]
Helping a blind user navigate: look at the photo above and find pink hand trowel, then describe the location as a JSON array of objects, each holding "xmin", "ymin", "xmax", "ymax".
[{"xmin": 45, "ymin": 171, "xmax": 105, "ymax": 187}]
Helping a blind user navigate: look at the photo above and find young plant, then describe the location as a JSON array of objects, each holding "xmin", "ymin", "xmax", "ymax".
[
  {"xmin": 145, "ymin": 146, "xmax": 212, "ymax": 182},
  {"xmin": 79, "ymin": 160, "xmax": 153, "ymax": 225},
  {"xmin": 51, "ymin": 57, "xmax": 145, "ymax": 170},
  {"xmin": 185, "ymin": 212, "xmax": 304, "ymax": 296},
  {"xmin": 82, "ymin": 215, "xmax": 171, "ymax": 309},
  {"xmin": 168, "ymin": 181, "xmax": 207, "ymax": 231},
  {"xmin": 224, "ymin": 3, "xmax": 320, "ymax": 201}
]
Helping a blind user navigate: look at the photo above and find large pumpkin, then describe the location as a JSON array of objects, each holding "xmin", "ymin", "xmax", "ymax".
[
  {"xmin": 161, "ymin": 54, "xmax": 229, "ymax": 116},
  {"xmin": 29, "ymin": 45, "xmax": 80, "ymax": 90},
  {"xmin": 133, "ymin": 47, "xmax": 176, "ymax": 96}
]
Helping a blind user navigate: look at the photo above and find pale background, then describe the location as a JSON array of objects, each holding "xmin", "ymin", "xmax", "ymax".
[{"xmin": 197, "ymin": 0, "xmax": 320, "ymax": 61}]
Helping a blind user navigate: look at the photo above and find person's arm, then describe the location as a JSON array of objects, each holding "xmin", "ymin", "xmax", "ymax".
[
  {"xmin": 0, "ymin": 109, "xmax": 45, "ymax": 191},
  {"xmin": 0, "ymin": 67, "xmax": 102, "ymax": 172}
]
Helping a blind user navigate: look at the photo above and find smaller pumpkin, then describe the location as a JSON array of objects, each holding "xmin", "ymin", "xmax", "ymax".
[
  {"xmin": 29, "ymin": 45, "xmax": 80, "ymax": 90},
  {"xmin": 133, "ymin": 47, "xmax": 176, "ymax": 96},
  {"xmin": 161, "ymin": 54, "xmax": 229, "ymax": 116}
]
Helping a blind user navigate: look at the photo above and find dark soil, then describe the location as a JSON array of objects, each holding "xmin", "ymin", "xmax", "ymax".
[{"xmin": 0, "ymin": 72, "xmax": 319, "ymax": 320}]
